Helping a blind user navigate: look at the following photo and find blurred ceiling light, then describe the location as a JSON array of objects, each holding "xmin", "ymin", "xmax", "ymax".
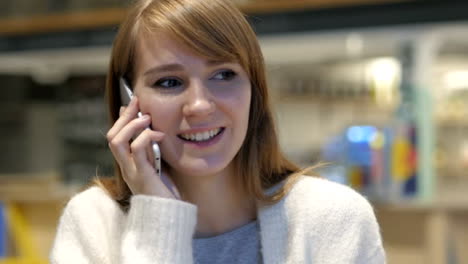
[
  {"xmin": 366, "ymin": 57, "xmax": 400, "ymax": 106},
  {"xmin": 346, "ymin": 33, "xmax": 363, "ymax": 58},
  {"xmin": 442, "ymin": 70, "xmax": 468, "ymax": 92}
]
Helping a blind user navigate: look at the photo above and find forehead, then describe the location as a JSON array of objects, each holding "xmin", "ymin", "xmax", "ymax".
[
  {"xmin": 135, "ymin": 33, "xmax": 193, "ymax": 65},
  {"xmin": 134, "ymin": 29, "xmax": 240, "ymax": 70}
]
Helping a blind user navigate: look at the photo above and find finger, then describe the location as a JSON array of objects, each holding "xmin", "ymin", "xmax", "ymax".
[
  {"xmin": 107, "ymin": 97, "xmax": 139, "ymax": 141},
  {"xmin": 131, "ymin": 129, "xmax": 164, "ymax": 175},
  {"xmin": 119, "ymin": 106, "xmax": 126, "ymax": 116},
  {"xmin": 108, "ymin": 114, "xmax": 151, "ymax": 168},
  {"xmin": 146, "ymin": 142, "xmax": 155, "ymax": 167},
  {"xmin": 108, "ymin": 140, "xmax": 133, "ymax": 172}
]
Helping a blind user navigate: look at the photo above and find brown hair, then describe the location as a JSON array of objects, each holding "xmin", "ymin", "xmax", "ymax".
[{"xmin": 96, "ymin": 0, "xmax": 314, "ymax": 210}]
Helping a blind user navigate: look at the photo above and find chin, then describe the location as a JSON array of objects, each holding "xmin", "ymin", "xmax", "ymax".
[{"xmin": 174, "ymin": 156, "xmax": 234, "ymax": 178}]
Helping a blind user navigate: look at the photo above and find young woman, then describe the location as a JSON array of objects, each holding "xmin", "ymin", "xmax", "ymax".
[{"xmin": 51, "ymin": 0, "xmax": 385, "ymax": 263}]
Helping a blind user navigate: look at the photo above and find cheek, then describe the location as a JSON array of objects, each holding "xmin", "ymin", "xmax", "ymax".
[{"xmin": 139, "ymin": 96, "xmax": 180, "ymax": 131}]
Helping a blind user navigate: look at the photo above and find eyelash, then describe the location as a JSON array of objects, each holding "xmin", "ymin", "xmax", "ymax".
[
  {"xmin": 212, "ymin": 69, "xmax": 237, "ymax": 81},
  {"xmin": 155, "ymin": 78, "xmax": 182, "ymax": 89},
  {"xmin": 153, "ymin": 69, "xmax": 237, "ymax": 89}
]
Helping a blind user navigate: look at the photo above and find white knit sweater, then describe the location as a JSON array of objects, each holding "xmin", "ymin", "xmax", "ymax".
[{"xmin": 50, "ymin": 176, "xmax": 385, "ymax": 263}]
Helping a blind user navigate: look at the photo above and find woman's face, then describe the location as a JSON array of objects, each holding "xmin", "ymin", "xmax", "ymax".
[{"xmin": 132, "ymin": 34, "xmax": 251, "ymax": 179}]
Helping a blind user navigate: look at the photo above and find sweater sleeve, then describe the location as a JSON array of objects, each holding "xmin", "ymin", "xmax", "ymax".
[
  {"xmin": 50, "ymin": 188, "xmax": 197, "ymax": 264},
  {"xmin": 122, "ymin": 195, "xmax": 197, "ymax": 263}
]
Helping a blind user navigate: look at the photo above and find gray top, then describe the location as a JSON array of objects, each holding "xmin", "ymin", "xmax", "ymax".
[{"xmin": 193, "ymin": 221, "xmax": 262, "ymax": 264}]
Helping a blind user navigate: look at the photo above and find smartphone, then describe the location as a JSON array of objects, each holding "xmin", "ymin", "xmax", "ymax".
[{"xmin": 119, "ymin": 78, "xmax": 161, "ymax": 178}]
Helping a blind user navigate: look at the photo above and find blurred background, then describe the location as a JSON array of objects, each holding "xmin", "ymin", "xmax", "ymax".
[{"xmin": 0, "ymin": 0, "xmax": 467, "ymax": 263}]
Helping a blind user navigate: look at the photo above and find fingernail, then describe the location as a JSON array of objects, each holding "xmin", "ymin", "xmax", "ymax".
[
  {"xmin": 141, "ymin": 114, "xmax": 150, "ymax": 120},
  {"xmin": 119, "ymin": 106, "xmax": 125, "ymax": 115}
]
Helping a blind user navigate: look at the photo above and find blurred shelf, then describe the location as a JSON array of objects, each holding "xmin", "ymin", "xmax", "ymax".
[
  {"xmin": 1, "ymin": 1, "xmax": 468, "ymax": 52},
  {"xmin": 374, "ymin": 199, "xmax": 468, "ymax": 212},
  {"xmin": 0, "ymin": 171, "xmax": 76, "ymax": 202},
  {"xmin": 0, "ymin": 0, "xmax": 423, "ymax": 37},
  {"xmin": 0, "ymin": 7, "xmax": 126, "ymax": 36},
  {"xmin": 375, "ymin": 203, "xmax": 468, "ymax": 264},
  {"xmin": 436, "ymin": 119, "xmax": 468, "ymax": 128},
  {"xmin": 276, "ymin": 94, "xmax": 396, "ymax": 110},
  {"xmin": 277, "ymin": 95, "xmax": 375, "ymax": 103},
  {"xmin": 239, "ymin": 0, "xmax": 408, "ymax": 14}
]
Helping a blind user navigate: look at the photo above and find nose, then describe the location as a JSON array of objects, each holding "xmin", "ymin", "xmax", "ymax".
[{"xmin": 182, "ymin": 80, "xmax": 215, "ymax": 118}]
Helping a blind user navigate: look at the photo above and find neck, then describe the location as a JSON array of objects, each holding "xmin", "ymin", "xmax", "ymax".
[{"xmin": 171, "ymin": 165, "xmax": 257, "ymax": 238}]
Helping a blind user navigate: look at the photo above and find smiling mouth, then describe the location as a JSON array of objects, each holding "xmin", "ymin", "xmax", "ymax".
[{"xmin": 178, "ymin": 127, "xmax": 225, "ymax": 142}]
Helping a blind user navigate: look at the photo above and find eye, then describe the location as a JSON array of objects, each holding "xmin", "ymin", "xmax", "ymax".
[
  {"xmin": 154, "ymin": 78, "xmax": 183, "ymax": 89},
  {"xmin": 211, "ymin": 70, "xmax": 237, "ymax": 81}
]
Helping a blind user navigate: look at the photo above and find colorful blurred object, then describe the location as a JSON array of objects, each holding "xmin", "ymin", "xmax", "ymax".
[
  {"xmin": 0, "ymin": 203, "xmax": 47, "ymax": 264},
  {"xmin": 321, "ymin": 122, "xmax": 418, "ymax": 201},
  {"xmin": 0, "ymin": 203, "xmax": 5, "ymax": 257}
]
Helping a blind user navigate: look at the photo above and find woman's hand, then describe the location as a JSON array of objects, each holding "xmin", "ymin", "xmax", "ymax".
[{"xmin": 106, "ymin": 97, "xmax": 180, "ymax": 199}]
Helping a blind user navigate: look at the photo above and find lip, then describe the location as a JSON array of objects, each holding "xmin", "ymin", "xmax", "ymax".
[{"xmin": 177, "ymin": 127, "xmax": 225, "ymax": 148}]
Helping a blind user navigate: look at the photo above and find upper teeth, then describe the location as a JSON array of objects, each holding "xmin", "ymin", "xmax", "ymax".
[{"xmin": 180, "ymin": 128, "xmax": 221, "ymax": 141}]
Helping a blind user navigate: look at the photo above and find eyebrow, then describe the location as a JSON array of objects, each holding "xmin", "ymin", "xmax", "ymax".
[{"xmin": 143, "ymin": 60, "xmax": 230, "ymax": 76}]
